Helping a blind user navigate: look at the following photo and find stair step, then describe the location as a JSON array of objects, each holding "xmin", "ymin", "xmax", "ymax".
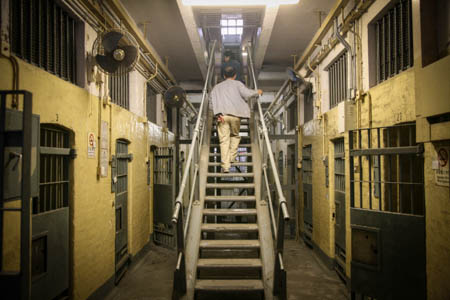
[
  {"xmin": 197, "ymin": 258, "xmax": 262, "ymax": 269},
  {"xmin": 203, "ymin": 209, "xmax": 257, "ymax": 216},
  {"xmin": 207, "ymin": 172, "xmax": 254, "ymax": 177},
  {"xmin": 209, "ymin": 152, "xmax": 251, "ymax": 157},
  {"xmin": 212, "ymin": 128, "xmax": 250, "ymax": 132},
  {"xmin": 205, "ymin": 195, "xmax": 256, "ymax": 202},
  {"xmin": 201, "ymin": 223, "xmax": 258, "ymax": 233},
  {"xmin": 210, "ymin": 144, "xmax": 251, "ymax": 148},
  {"xmin": 212, "ymin": 136, "xmax": 250, "ymax": 141},
  {"xmin": 208, "ymin": 162, "xmax": 252, "ymax": 167},
  {"xmin": 195, "ymin": 279, "xmax": 264, "ymax": 292},
  {"xmin": 206, "ymin": 183, "xmax": 254, "ymax": 189},
  {"xmin": 200, "ymin": 240, "xmax": 260, "ymax": 249}
]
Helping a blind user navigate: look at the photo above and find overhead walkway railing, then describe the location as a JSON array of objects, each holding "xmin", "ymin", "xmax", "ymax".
[
  {"xmin": 171, "ymin": 40, "xmax": 217, "ymax": 299},
  {"xmin": 247, "ymin": 45, "xmax": 289, "ymax": 299}
]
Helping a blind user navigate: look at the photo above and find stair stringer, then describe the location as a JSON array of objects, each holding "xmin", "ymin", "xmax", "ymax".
[
  {"xmin": 184, "ymin": 110, "xmax": 214, "ymax": 300},
  {"xmin": 249, "ymin": 115, "xmax": 275, "ymax": 300}
]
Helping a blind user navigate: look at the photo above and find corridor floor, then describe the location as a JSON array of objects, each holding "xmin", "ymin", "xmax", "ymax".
[{"xmin": 104, "ymin": 240, "xmax": 348, "ymax": 300}]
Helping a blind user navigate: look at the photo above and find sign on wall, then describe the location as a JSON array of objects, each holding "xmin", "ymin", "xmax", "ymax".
[
  {"xmin": 88, "ymin": 132, "xmax": 96, "ymax": 158},
  {"xmin": 434, "ymin": 146, "xmax": 449, "ymax": 187}
]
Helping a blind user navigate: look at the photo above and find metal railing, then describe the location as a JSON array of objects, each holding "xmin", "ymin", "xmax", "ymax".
[
  {"xmin": 247, "ymin": 46, "xmax": 289, "ymax": 299},
  {"xmin": 171, "ymin": 40, "xmax": 217, "ymax": 299}
]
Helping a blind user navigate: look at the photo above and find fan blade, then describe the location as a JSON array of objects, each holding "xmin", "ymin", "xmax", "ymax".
[
  {"xmin": 120, "ymin": 45, "xmax": 138, "ymax": 69},
  {"xmin": 102, "ymin": 31, "xmax": 123, "ymax": 53},
  {"xmin": 96, "ymin": 54, "xmax": 120, "ymax": 73}
]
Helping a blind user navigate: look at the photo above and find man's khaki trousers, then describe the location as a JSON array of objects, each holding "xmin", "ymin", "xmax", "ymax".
[{"xmin": 217, "ymin": 115, "xmax": 241, "ymax": 171}]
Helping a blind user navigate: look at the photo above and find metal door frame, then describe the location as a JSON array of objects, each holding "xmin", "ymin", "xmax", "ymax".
[
  {"xmin": 0, "ymin": 90, "xmax": 33, "ymax": 300},
  {"xmin": 302, "ymin": 144, "xmax": 313, "ymax": 246},
  {"xmin": 152, "ymin": 145, "xmax": 176, "ymax": 248},
  {"xmin": 268, "ymin": 134, "xmax": 298, "ymax": 239},
  {"xmin": 333, "ymin": 137, "xmax": 346, "ymax": 281},
  {"xmin": 113, "ymin": 139, "xmax": 132, "ymax": 284},
  {"xmin": 349, "ymin": 124, "xmax": 426, "ymax": 299}
]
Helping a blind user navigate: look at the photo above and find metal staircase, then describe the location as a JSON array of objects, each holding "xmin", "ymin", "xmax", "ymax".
[
  {"xmin": 194, "ymin": 120, "xmax": 265, "ymax": 299},
  {"xmin": 171, "ymin": 42, "xmax": 289, "ymax": 300}
]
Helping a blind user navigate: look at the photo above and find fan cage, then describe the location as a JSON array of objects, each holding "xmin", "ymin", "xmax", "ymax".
[{"xmin": 92, "ymin": 28, "xmax": 140, "ymax": 76}]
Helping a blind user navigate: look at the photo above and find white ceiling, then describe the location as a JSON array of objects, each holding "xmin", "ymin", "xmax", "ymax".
[{"xmin": 121, "ymin": 0, "xmax": 336, "ymax": 89}]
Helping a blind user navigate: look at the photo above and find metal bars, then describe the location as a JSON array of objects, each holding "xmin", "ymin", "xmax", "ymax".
[
  {"xmin": 10, "ymin": 0, "xmax": 78, "ymax": 84},
  {"xmin": 109, "ymin": 73, "xmax": 130, "ymax": 110},
  {"xmin": 154, "ymin": 147, "xmax": 173, "ymax": 185},
  {"xmin": 334, "ymin": 139, "xmax": 345, "ymax": 193},
  {"xmin": 302, "ymin": 146, "xmax": 313, "ymax": 185},
  {"xmin": 375, "ymin": 0, "xmax": 413, "ymax": 84},
  {"xmin": 328, "ymin": 52, "xmax": 348, "ymax": 108},
  {"xmin": 349, "ymin": 124, "xmax": 424, "ymax": 216},
  {"xmin": 34, "ymin": 125, "xmax": 70, "ymax": 215}
]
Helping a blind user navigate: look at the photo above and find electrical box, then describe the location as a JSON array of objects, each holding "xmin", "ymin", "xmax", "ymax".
[
  {"xmin": 337, "ymin": 100, "xmax": 356, "ymax": 133},
  {"xmin": 3, "ymin": 109, "xmax": 40, "ymax": 200}
]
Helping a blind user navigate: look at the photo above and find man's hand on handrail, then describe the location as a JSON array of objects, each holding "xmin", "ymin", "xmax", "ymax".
[{"xmin": 257, "ymin": 89, "xmax": 263, "ymax": 96}]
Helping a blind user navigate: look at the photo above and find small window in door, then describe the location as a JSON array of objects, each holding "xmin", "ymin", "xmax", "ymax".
[{"xmin": 34, "ymin": 125, "xmax": 71, "ymax": 214}]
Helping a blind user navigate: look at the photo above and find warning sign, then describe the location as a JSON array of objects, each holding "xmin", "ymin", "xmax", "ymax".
[
  {"xmin": 435, "ymin": 146, "xmax": 449, "ymax": 187},
  {"xmin": 88, "ymin": 132, "xmax": 96, "ymax": 158}
]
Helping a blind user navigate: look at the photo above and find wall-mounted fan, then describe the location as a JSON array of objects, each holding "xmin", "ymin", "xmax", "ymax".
[
  {"xmin": 92, "ymin": 28, "xmax": 139, "ymax": 75},
  {"xmin": 164, "ymin": 86, "xmax": 186, "ymax": 108}
]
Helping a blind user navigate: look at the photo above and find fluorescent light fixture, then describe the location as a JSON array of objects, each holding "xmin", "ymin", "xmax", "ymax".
[{"xmin": 182, "ymin": 0, "xmax": 299, "ymax": 6}]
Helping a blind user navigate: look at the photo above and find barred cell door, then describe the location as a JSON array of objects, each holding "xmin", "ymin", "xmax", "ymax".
[
  {"xmin": 153, "ymin": 146, "xmax": 175, "ymax": 247},
  {"xmin": 287, "ymin": 144, "xmax": 298, "ymax": 238},
  {"xmin": 112, "ymin": 140, "xmax": 131, "ymax": 283},
  {"xmin": 302, "ymin": 145, "xmax": 313, "ymax": 246},
  {"xmin": 334, "ymin": 138, "xmax": 346, "ymax": 280},
  {"xmin": 349, "ymin": 125, "xmax": 426, "ymax": 299}
]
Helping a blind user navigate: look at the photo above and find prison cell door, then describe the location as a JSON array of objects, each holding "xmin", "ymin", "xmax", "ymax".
[
  {"xmin": 1, "ymin": 96, "xmax": 37, "ymax": 299},
  {"xmin": 153, "ymin": 146, "xmax": 175, "ymax": 247},
  {"xmin": 112, "ymin": 140, "xmax": 131, "ymax": 283},
  {"xmin": 334, "ymin": 138, "xmax": 346, "ymax": 280},
  {"xmin": 286, "ymin": 144, "xmax": 298, "ymax": 238},
  {"xmin": 349, "ymin": 125, "xmax": 426, "ymax": 299},
  {"xmin": 302, "ymin": 145, "xmax": 313, "ymax": 246}
]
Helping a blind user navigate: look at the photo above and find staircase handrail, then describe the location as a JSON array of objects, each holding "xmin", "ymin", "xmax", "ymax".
[
  {"xmin": 246, "ymin": 46, "xmax": 290, "ymax": 224},
  {"xmin": 172, "ymin": 39, "xmax": 216, "ymax": 228},
  {"xmin": 171, "ymin": 40, "xmax": 217, "ymax": 299},
  {"xmin": 247, "ymin": 45, "xmax": 289, "ymax": 299}
]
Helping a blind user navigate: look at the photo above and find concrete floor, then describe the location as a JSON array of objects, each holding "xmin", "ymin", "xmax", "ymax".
[{"xmin": 104, "ymin": 240, "xmax": 348, "ymax": 300}]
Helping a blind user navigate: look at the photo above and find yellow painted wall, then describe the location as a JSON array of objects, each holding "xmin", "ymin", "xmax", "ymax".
[
  {"xmin": 297, "ymin": 5, "xmax": 450, "ymax": 295},
  {"xmin": 0, "ymin": 57, "xmax": 155, "ymax": 299}
]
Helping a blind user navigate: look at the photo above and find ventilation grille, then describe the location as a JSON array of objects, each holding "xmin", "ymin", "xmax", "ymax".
[
  {"xmin": 375, "ymin": 0, "xmax": 413, "ymax": 84},
  {"xmin": 10, "ymin": 0, "xmax": 77, "ymax": 84},
  {"xmin": 327, "ymin": 52, "xmax": 348, "ymax": 109}
]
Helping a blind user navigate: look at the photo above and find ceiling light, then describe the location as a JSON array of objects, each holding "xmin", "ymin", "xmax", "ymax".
[
  {"xmin": 182, "ymin": 0, "xmax": 299, "ymax": 6},
  {"xmin": 242, "ymin": 52, "xmax": 248, "ymax": 56}
]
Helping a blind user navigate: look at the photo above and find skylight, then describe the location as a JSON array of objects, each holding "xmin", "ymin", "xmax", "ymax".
[
  {"xmin": 221, "ymin": 19, "xmax": 244, "ymax": 36},
  {"xmin": 183, "ymin": 0, "xmax": 299, "ymax": 5}
]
